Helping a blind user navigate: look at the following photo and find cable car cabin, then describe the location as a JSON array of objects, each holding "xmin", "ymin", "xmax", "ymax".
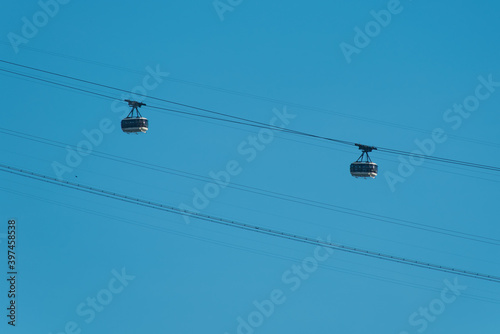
[
  {"xmin": 121, "ymin": 100, "xmax": 148, "ymax": 133},
  {"xmin": 121, "ymin": 117, "xmax": 148, "ymax": 133},
  {"xmin": 350, "ymin": 144, "xmax": 378, "ymax": 179},
  {"xmin": 350, "ymin": 161, "xmax": 378, "ymax": 178}
]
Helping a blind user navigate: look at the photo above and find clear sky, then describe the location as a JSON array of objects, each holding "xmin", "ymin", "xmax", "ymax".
[{"xmin": 1, "ymin": 0, "xmax": 499, "ymax": 333}]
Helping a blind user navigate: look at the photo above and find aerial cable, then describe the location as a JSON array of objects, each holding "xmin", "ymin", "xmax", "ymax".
[
  {"xmin": 2, "ymin": 186, "xmax": 499, "ymax": 303},
  {"xmin": 1, "ymin": 52, "xmax": 499, "ymax": 150},
  {"xmin": 1, "ymin": 127, "xmax": 499, "ymax": 246},
  {"xmin": 0, "ymin": 60, "xmax": 355, "ymax": 145},
  {"xmin": 0, "ymin": 66, "xmax": 354, "ymax": 146},
  {"xmin": 0, "ymin": 65, "xmax": 499, "ymax": 173},
  {"xmin": 0, "ymin": 59, "xmax": 297, "ymax": 130},
  {"xmin": 0, "ymin": 67, "xmax": 117, "ymax": 101},
  {"xmin": 377, "ymin": 147, "xmax": 500, "ymax": 172},
  {"xmin": 1, "ymin": 162, "xmax": 499, "ymax": 284},
  {"xmin": 146, "ymin": 104, "xmax": 355, "ymax": 145}
]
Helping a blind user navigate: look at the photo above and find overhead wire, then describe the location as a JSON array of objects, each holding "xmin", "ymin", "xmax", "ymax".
[
  {"xmin": 1, "ymin": 184, "xmax": 498, "ymax": 304},
  {"xmin": 0, "ymin": 61, "xmax": 499, "ymax": 174},
  {"xmin": 1, "ymin": 162, "xmax": 499, "ymax": 284},
  {"xmin": 1, "ymin": 127, "xmax": 500, "ymax": 247},
  {"xmin": 0, "ymin": 49, "xmax": 498, "ymax": 150},
  {"xmin": 0, "ymin": 59, "xmax": 314, "ymax": 135},
  {"xmin": 0, "ymin": 66, "xmax": 354, "ymax": 146},
  {"xmin": 377, "ymin": 146, "xmax": 500, "ymax": 172}
]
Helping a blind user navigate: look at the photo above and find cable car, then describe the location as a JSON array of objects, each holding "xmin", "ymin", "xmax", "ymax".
[
  {"xmin": 121, "ymin": 100, "xmax": 148, "ymax": 133},
  {"xmin": 350, "ymin": 144, "xmax": 378, "ymax": 178}
]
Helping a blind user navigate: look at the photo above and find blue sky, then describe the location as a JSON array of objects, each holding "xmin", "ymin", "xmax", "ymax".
[{"xmin": 1, "ymin": 0, "xmax": 500, "ymax": 333}]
